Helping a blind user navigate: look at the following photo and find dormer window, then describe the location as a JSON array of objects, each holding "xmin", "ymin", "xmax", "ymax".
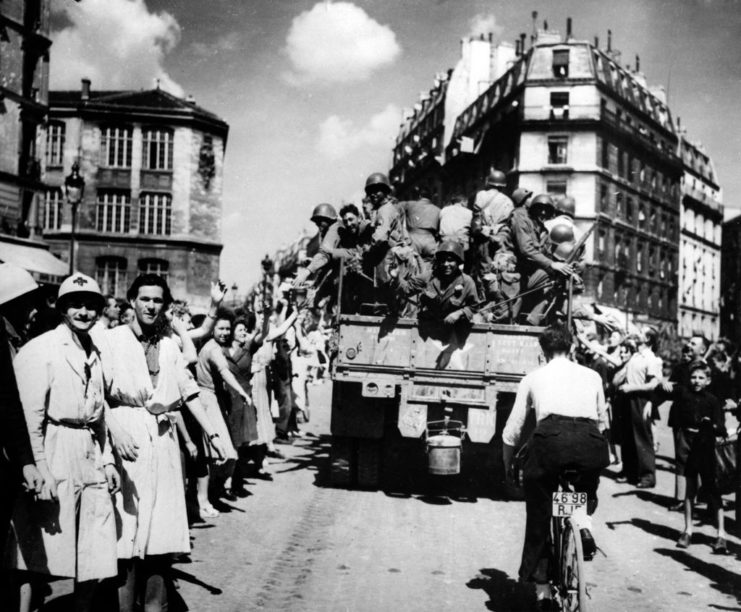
[{"xmin": 552, "ymin": 49, "xmax": 569, "ymax": 78}]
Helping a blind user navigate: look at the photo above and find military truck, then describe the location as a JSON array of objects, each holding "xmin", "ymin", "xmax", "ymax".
[{"xmin": 328, "ymin": 272, "xmax": 545, "ymax": 488}]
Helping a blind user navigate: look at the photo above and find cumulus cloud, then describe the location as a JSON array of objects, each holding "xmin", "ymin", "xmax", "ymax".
[
  {"xmin": 468, "ymin": 13, "xmax": 503, "ymax": 38},
  {"xmin": 284, "ymin": 2, "xmax": 401, "ymax": 85},
  {"xmin": 317, "ymin": 104, "xmax": 401, "ymax": 160},
  {"xmin": 50, "ymin": 0, "xmax": 183, "ymax": 96}
]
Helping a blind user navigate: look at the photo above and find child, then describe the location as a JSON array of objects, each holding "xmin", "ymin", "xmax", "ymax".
[{"xmin": 669, "ymin": 361, "xmax": 728, "ymax": 553}]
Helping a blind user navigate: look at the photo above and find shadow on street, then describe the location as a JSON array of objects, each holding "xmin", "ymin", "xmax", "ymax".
[{"xmin": 466, "ymin": 567, "xmax": 537, "ymax": 611}]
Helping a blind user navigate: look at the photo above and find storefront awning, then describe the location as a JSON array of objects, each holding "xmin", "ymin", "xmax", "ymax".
[{"xmin": 0, "ymin": 239, "xmax": 68, "ymax": 279}]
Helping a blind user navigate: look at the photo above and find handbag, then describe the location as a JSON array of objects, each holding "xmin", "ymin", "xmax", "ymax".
[{"xmin": 714, "ymin": 433, "xmax": 737, "ymax": 496}]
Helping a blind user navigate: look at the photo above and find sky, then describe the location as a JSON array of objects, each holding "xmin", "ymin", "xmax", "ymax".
[{"xmin": 48, "ymin": 0, "xmax": 741, "ymax": 288}]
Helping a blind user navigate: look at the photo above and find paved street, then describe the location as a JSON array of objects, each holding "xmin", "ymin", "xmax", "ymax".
[{"xmin": 46, "ymin": 383, "xmax": 740, "ymax": 611}]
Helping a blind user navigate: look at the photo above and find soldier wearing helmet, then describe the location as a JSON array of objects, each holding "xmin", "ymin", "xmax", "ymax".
[
  {"xmin": 364, "ymin": 172, "xmax": 411, "ymax": 294},
  {"xmin": 509, "ymin": 193, "xmax": 574, "ymax": 324},
  {"xmin": 310, "ymin": 203, "xmax": 338, "ymax": 236},
  {"xmin": 294, "ymin": 203, "xmax": 372, "ymax": 288},
  {"xmin": 397, "ymin": 184, "xmax": 441, "ymax": 267},
  {"xmin": 419, "ymin": 240, "xmax": 479, "ymax": 326},
  {"xmin": 9, "ymin": 272, "xmax": 122, "ymax": 604},
  {"xmin": 472, "ymin": 168, "xmax": 514, "ymax": 247}
]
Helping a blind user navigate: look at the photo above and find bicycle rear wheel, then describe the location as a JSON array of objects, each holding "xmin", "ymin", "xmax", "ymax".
[{"xmin": 559, "ymin": 519, "xmax": 587, "ymax": 612}]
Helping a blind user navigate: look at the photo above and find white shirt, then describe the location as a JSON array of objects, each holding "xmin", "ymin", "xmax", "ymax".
[{"xmin": 502, "ymin": 356, "xmax": 608, "ymax": 446}]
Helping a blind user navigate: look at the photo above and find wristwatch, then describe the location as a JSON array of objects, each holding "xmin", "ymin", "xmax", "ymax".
[{"xmin": 209, "ymin": 433, "xmax": 220, "ymax": 441}]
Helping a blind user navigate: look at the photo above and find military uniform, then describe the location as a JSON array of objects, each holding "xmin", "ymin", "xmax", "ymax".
[{"xmin": 398, "ymin": 198, "xmax": 440, "ymax": 261}]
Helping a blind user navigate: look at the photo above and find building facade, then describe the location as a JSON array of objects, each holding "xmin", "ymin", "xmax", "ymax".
[
  {"xmin": 390, "ymin": 20, "xmax": 722, "ymax": 329},
  {"xmin": 721, "ymin": 214, "xmax": 741, "ymax": 342},
  {"xmin": 677, "ymin": 136, "xmax": 723, "ymax": 338},
  {"xmin": 42, "ymin": 81, "xmax": 229, "ymax": 308},
  {"xmin": 0, "ymin": 0, "xmax": 67, "ymax": 281}
]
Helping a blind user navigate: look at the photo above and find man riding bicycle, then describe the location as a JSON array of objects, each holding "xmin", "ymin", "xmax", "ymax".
[{"xmin": 503, "ymin": 324, "xmax": 610, "ymax": 610}]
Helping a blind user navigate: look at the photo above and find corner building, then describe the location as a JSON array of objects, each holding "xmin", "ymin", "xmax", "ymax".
[
  {"xmin": 391, "ymin": 22, "xmax": 721, "ymax": 328},
  {"xmin": 41, "ymin": 81, "xmax": 229, "ymax": 308},
  {"xmin": 0, "ymin": 0, "xmax": 68, "ymax": 281}
]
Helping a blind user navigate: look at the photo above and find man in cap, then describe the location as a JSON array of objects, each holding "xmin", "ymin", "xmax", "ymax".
[
  {"xmin": 0, "ymin": 264, "xmax": 43, "ymax": 569},
  {"xmin": 9, "ymin": 273, "xmax": 120, "ymax": 610},
  {"xmin": 93, "ymin": 273, "xmax": 227, "ymax": 612},
  {"xmin": 510, "ymin": 194, "xmax": 574, "ymax": 325}
]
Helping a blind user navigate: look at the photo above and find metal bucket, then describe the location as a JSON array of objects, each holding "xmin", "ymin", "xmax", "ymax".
[{"xmin": 426, "ymin": 433, "xmax": 462, "ymax": 475}]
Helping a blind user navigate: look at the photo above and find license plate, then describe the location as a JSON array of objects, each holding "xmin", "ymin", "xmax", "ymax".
[{"xmin": 552, "ymin": 491, "xmax": 587, "ymax": 517}]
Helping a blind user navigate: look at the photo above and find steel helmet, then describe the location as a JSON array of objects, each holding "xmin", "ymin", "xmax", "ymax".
[
  {"xmin": 512, "ymin": 187, "xmax": 533, "ymax": 207},
  {"xmin": 553, "ymin": 241, "xmax": 576, "ymax": 262},
  {"xmin": 0, "ymin": 262, "xmax": 38, "ymax": 305},
  {"xmin": 364, "ymin": 172, "xmax": 392, "ymax": 194},
  {"xmin": 549, "ymin": 222, "xmax": 575, "ymax": 244},
  {"xmin": 310, "ymin": 203, "xmax": 338, "ymax": 223},
  {"xmin": 57, "ymin": 273, "xmax": 105, "ymax": 311},
  {"xmin": 485, "ymin": 168, "xmax": 507, "ymax": 188},
  {"xmin": 529, "ymin": 193, "xmax": 555, "ymax": 215},
  {"xmin": 555, "ymin": 195, "xmax": 576, "ymax": 218},
  {"xmin": 435, "ymin": 240, "xmax": 464, "ymax": 263}
]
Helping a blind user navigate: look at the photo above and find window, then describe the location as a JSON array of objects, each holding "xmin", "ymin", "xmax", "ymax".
[
  {"xmin": 552, "ymin": 49, "xmax": 569, "ymax": 78},
  {"xmin": 43, "ymin": 189, "xmax": 63, "ymax": 230},
  {"xmin": 142, "ymin": 128, "xmax": 173, "ymax": 170},
  {"xmin": 138, "ymin": 258, "xmax": 169, "ymax": 279},
  {"xmin": 616, "ymin": 192, "xmax": 623, "ymax": 218},
  {"xmin": 636, "ymin": 243, "xmax": 644, "ymax": 273},
  {"xmin": 547, "ymin": 136, "xmax": 568, "ymax": 164},
  {"xmin": 101, "ymin": 126, "xmax": 133, "ymax": 168},
  {"xmin": 601, "ymin": 139, "xmax": 609, "ymax": 169},
  {"xmin": 638, "ymin": 205, "xmax": 646, "ymax": 229},
  {"xmin": 138, "ymin": 193, "xmax": 172, "ymax": 235},
  {"xmin": 600, "ymin": 184, "xmax": 608, "ymax": 211},
  {"xmin": 617, "ymin": 149, "xmax": 624, "ymax": 176},
  {"xmin": 550, "ymin": 92, "xmax": 569, "ymax": 119},
  {"xmin": 649, "ymin": 209, "xmax": 657, "ymax": 233},
  {"xmin": 546, "ymin": 179, "xmax": 568, "ymax": 196},
  {"xmin": 598, "ymin": 230, "xmax": 606, "ymax": 256},
  {"xmin": 625, "ymin": 197, "xmax": 633, "ymax": 223},
  {"xmin": 45, "ymin": 121, "xmax": 65, "ymax": 167},
  {"xmin": 96, "ymin": 191, "xmax": 131, "ymax": 233},
  {"xmin": 96, "ymin": 257, "xmax": 127, "ymax": 297}
]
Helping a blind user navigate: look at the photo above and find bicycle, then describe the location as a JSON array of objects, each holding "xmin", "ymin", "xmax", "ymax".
[{"xmin": 550, "ymin": 469, "xmax": 589, "ymax": 612}]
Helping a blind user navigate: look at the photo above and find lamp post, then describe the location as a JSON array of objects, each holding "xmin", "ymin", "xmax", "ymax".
[
  {"xmin": 64, "ymin": 162, "xmax": 85, "ymax": 275},
  {"xmin": 231, "ymin": 282, "xmax": 239, "ymax": 308}
]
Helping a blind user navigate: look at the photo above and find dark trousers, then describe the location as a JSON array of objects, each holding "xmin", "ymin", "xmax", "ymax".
[
  {"xmin": 519, "ymin": 416, "xmax": 609, "ymax": 583},
  {"xmin": 620, "ymin": 395, "xmax": 656, "ymax": 485},
  {"xmin": 274, "ymin": 377, "xmax": 298, "ymax": 437}
]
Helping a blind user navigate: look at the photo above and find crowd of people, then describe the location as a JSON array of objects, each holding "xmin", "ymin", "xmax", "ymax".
[
  {"xmin": 0, "ymin": 261, "xmax": 329, "ymax": 612},
  {"xmin": 575, "ymin": 325, "xmax": 739, "ymax": 554}
]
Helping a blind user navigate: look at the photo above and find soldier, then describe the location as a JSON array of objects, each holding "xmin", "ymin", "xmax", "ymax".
[
  {"xmin": 438, "ymin": 192, "xmax": 473, "ymax": 255},
  {"xmin": 304, "ymin": 203, "xmax": 338, "ymax": 260},
  {"xmin": 294, "ymin": 204, "xmax": 371, "ymax": 285},
  {"xmin": 472, "ymin": 168, "xmax": 514, "ymax": 253},
  {"xmin": 364, "ymin": 172, "xmax": 411, "ymax": 308},
  {"xmin": 510, "ymin": 193, "xmax": 574, "ymax": 325},
  {"xmin": 419, "ymin": 241, "xmax": 479, "ymax": 326},
  {"xmin": 397, "ymin": 185, "xmax": 440, "ymax": 267}
]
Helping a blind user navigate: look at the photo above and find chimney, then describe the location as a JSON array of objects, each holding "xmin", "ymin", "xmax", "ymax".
[
  {"xmin": 81, "ymin": 78, "xmax": 90, "ymax": 101},
  {"xmin": 635, "ymin": 54, "xmax": 640, "ymax": 72},
  {"xmin": 607, "ymin": 29, "xmax": 612, "ymax": 52},
  {"xmin": 594, "ymin": 35, "xmax": 599, "ymax": 48},
  {"xmin": 515, "ymin": 38, "xmax": 521, "ymax": 56},
  {"xmin": 544, "ymin": 19, "xmax": 549, "ymax": 31},
  {"xmin": 520, "ymin": 32, "xmax": 527, "ymax": 52},
  {"xmin": 566, "ymin": 17, "xmax": 572, "ymax": 39}
]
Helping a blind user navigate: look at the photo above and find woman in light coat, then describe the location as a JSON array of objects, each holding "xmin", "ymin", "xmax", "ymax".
[{"xmin": 10, "ymin": 273, "xmax": 120, "ymax": 612}]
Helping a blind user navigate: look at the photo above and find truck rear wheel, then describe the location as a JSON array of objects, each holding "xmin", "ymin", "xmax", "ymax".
[
  {"xmin": 356, "ymin": 439, "xmax": 381, "ymax": 489},
  {"xmin": 330, "ymin": 436, "xmax": 354, "ymax": 487}
]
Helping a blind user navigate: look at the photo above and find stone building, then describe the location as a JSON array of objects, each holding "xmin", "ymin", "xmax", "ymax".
[
  {"xmin": 677, "ymin": 135, "xmax": 723, "ymax": 339},
  {"xmin": 721, "ymin": 214, "xmax": 741, "ymax": 342},
  {"xmin": 41, "ymin": 80, "xmax": 229, "ymax": 308},
  {"xmin": 390, "ymin": 19, "xmax": 720, "ymax": 329},
  {"xmin": 0, "ymin": 0, "xmax": 67, "ymax": 281}
]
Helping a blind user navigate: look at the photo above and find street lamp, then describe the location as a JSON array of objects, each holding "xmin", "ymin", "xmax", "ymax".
[{"xmin": 64, "ymin": 162, "xmax": 85, "ymax": 275}]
